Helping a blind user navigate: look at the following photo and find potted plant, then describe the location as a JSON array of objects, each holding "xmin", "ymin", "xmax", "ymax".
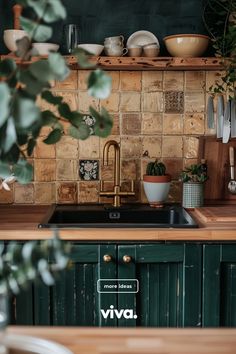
[
  {"xmin": 180, "ymin": 163, "xmax": 208, "ymax": 208},
  {"xmin": 143, "ymin": 159, "xmax": 171, "ymax": 208}
]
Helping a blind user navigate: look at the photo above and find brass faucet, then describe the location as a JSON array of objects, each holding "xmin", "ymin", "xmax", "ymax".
[{"xmin": 100, "ymin": 140, "xmax": 135, "ymax": 208}]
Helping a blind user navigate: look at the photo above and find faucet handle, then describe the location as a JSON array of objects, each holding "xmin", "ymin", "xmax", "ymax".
[{"xmin": 100, "ymin": 180, "xmax": 104, "ymax": 192}]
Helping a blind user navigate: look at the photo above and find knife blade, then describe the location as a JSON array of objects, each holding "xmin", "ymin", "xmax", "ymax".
[
  {"xmin": 231, "ymin": 99, "xmax": 236, "ymax": 138},
  {"xmin": 222, "ymin": 100, "xmax": 231, "ymax": 144},
  {"xmin": 217, "ymin": 95, "xmax": 224, "ymax": 138}
]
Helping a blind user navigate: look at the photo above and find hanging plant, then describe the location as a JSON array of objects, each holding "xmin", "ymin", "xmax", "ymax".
[{"xmin": 0, "ymin": 0, "xmax": 113, "ymax": 184}]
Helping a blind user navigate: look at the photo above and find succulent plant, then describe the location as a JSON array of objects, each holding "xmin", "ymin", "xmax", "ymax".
[
  {"xmin": 146, "ymin": 159, "xmax": 166, "ymax": 176},
  {"xmin": 180, "ymin": 164, "xmax": 208, "ymax": 183}
]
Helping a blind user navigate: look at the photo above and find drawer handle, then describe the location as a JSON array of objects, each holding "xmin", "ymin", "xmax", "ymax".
[
  {"xmin": 103, "ymin": 254, "xmax": 112, "ymax": 263},
  {"xmin": 123, "ymin": 255, "xmax": 132, "ymax": 263}
]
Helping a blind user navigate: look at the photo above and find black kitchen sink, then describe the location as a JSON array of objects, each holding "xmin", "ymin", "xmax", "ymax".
[{"xmin": 39, "ymin": 204, "xmax": 198, "ymax": 228}]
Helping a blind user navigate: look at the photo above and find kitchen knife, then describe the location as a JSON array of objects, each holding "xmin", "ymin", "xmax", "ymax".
[
  {"xmin": 207, "ymin": 95, "xmax": 215, "ymax": 129},
  {"xmin": 222, "ymin": 100, "xmax": 231, "ymax": 143},
  {"xmin": 217, "ymin": 95, "xmax": 224, "ymax": 138},
  {"xmin": 230, "ymin": 99, "xmax": 236, "ymax": 138}
]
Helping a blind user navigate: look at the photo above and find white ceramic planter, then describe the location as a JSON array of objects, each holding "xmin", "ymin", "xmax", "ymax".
[{"xmin": 143, "ymin": 175, "xmax": 171, "ymax": 208}]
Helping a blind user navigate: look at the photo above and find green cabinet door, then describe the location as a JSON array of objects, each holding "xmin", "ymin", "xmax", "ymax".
[
  {"xmin": 11, "ymin": 244, "xmax": 117, "ymax": 326},
  {"xmin": 117, "ymin": 243, "xmax": 202, "ymax": 327},
  {"xmin": 203, "ymin": 244, "xmax": 236, "ymax": 327}
]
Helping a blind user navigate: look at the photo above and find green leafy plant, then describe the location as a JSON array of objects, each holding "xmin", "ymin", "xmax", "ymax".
[
  {"xmin": 203, "ymin": 0, "xmax": 236, "ymax": 98},
  {"xmin": 0, "ymin": 0, "xmax": 113, "ymax": 184},
  {"xmin": 146, "ymin": 159, "xmax": 166, "ymax": 176},
  {"xmin": 0, "ymin": 231, "xmax": 70, "ymax": 295},
  {"xmin": 180, "ymin": 164, "xmax": 208, "ymax": 183}
]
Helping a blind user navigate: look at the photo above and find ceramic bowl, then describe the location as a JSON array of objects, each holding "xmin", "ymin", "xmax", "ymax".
[
  {"xmin": 163, "ymin": 34, "xmax": 210, "ymax": 57},
  {"xmin": 3, "ymin": 29, "xmax": 29, "ymax": 52},
  {"xmin": 32, "ymin": 43, "xmax": 59, "ymax": 55},
  {"xmin": 77, "ymin": 44, "xmax": 104, "ymax": 56}
]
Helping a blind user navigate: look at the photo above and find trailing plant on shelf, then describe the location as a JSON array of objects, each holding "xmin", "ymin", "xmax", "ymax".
[
  {"xmin": 203, "ymin": 0, "xmax": 236, "ymax": 98},
  {"xmin": 0, "ymin": 0, "xmax": 112, "ymax": 185},
  {"xmin": 180, "ymin": 164, "xmax": 208, "ymax": 183}
]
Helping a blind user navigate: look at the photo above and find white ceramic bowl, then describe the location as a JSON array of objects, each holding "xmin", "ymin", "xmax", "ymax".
[
  {"xmin": 3, "ymin": 29, "xmax": 29, "ymax": 52},
  {"xmin": 164, "ymin": 34, "xmax": 210, "ymax": 57},
  {"xmin": 32, "ymin": 43, "xmax": 59, "ymax": 55},
  {"xmin": 77, "ymin": 44, "xmax": 104, "ymax": 56}
]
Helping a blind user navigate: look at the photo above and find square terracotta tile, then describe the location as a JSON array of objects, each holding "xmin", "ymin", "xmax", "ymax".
[
  {"xmin": 79, "ymin": 136, "xmax": 100, "ymax": 159},
  {"xmin": 185, "ymin": 71, "xmax": 205, "ymax": 91},
  {"xmin": 162, "ymin": 136, "xmax": 183, "ymax": 158},
  {"xmin": 141, "ymin": 113, "xmax": 162, "ymax": 134},
  {"xmin": 120, "ymin": 71, "xmax": 141, "ymax": 91},
  {"xmin": 121, "ymin": 136, "xmax": 142, "ymax": 159},
  {"xmin": 56, "ymin": 159, "xmax": 78, "ymax": 181},
  {"xmin": 55, "ymin": 70, "xmax": 78, "ymax": 90},
  {"xmin": 122, "ymin": 113, "xmax": 141, "ymax": 135},
  {"xmin": 111, "ymin": 113, "xmax": 120, "ymax": 135},
  {"xmin": 79, "ymin": 160, "xmax": 99, "ymax": 180},
  {"xmin": 142, "ymin": 92, "xmax": 163, "ymax": 113},
  {"xmin": 121, "ymin": 159, "xmax": 140, "ymax": 180},
  {"xmin": 0, "ymin": 188, "xmax": 14, "ymax": 204},
  {"xmin": 78, "ymin": 91, "xmax": 99, "ymax": 113},
  {"xmin": 142, "ymin": 71, "xmax": 163, "ymax": 92},
  {"xmin": 163, "ymin": 114, "xmax": 183, "ymax": 134},
  {"xmin": 184, "ymin": 113, "xmax": 205, "ymax": 135},
  {"xmin": 162, "ymin": 158, "xmax": 183, "ymax": 180},
  {"xmin": 120, "ymin": 92, "xmax": 141, "ymax": 112},
  {"xmin": 183, "ymin": 137, "xmax": 199, "ymax": 158},
  {"xmin": 185, "ymin": 91, "xmax": 205, "ymax": 113},
  {"xmin": 56, "ymin": 135, "xmax": 79, "ymax": 159},
  {"xmin": 109, "ymin": 71, "xmax": 120, "ymax": 91},
  {"xmin": 102, "ymin": 92, "xmax": 120, "ymax": 112},
  {"xmin": 78, "ymin": 181, "xmax": 99, "ymax": 203},
  {"xmin": 164, "ymin": 91, "xmax": 184, "ymax": 113},
  {"xmin": 34, "ymin": 159, "xmax": 56, "ymax": 182},
  {"xmin": 14, "ymin": 183, "xmax": 34, "ymax": 204},
  {"xmin": 142, "ymin": 136, "xmax": 162, "ymax": 158},
  {"xmin": 164, "ymin": 71, "xmax": 184, "ymax": 91},
  {"xmin": 167, "ymin": 181, "xmax": 182, "ymax": 203},
  {"xmin": 35, "ymin": 183, "xmax": 56, "ymax": 204},
  {"xmin": 35, "ymin": 137, "xmax": 56, "ymax": 158},
  {"xmin": 57, "ymin": 182, "xmax": 77, "ymax": 204}
]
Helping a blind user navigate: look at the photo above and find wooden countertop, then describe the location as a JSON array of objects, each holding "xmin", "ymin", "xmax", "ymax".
[
  {"xmin": 1, "ymin": 205, "xmax": 236, "ymax": 241},
  {"xmin": 7, "ymin": 327, "xmax": 236, "ymax": 354}
]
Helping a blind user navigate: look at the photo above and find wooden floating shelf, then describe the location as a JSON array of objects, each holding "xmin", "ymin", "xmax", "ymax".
[{"xmin": 0, "ymin": 54, "xmax": 223, "ymax": 71}]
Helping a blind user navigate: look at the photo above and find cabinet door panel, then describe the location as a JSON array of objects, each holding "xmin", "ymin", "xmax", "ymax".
[
  {"xmin": 118, "ymin": 243, "xmax": 202, "ymax": 328},
  {"xmin": 203, "ymin": 244, "xmax": 236, "ymax": 327}
]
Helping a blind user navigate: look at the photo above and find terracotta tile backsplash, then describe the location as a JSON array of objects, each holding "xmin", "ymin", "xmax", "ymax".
[{"xmin": 1, "ymin": 70, "xmax": 219, "ymax": 205}]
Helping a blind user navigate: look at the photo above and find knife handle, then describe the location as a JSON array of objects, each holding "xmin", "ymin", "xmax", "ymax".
[{"xmin": 229, "ymin": 146, "xmax": 234, "ymax": 167}]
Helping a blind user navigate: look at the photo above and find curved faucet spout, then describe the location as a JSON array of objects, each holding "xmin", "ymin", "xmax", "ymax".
[{"xmin": 103, "ymin": 140, "xmax": 120, "ymax": 186}]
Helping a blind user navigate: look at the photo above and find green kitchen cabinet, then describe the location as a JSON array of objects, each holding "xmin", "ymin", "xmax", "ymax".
[
  {"xmin": 117, "ymin": 243, "xmax": 202, "ymax": 327},
  {"xmin": 203, "ymin": 244, "xmax": 236, "ymax": 327},
  {"xmin": 11, "ymin": 244, "xmax": 117, "ymax": 326}
]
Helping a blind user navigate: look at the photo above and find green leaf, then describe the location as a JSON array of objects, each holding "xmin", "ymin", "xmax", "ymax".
[
  {"xmin": 0, "ymin": 162, "xmax": 11, "ymax": 179},
  {"xmin": 29, "ymin": 61, "xmax": 54, "ymax": 83},
  {"xmin": 68, "ymin": 124, "xmax": 90, "ymax": 140},
  {"xmin": 12, "ymin": 160, "xmax": 33, "ymax": 184},
  {"xmin": 15, "ymin": 36, "xmax": 32, "ymax": 59},
  {"xmin": 4, "ymin": 117, "xmax": 17, "ymax": 153},
  {"xmin": 13, "ymin": 97, "xmax": 41, "ymax": 128},
  {"xmin": 58, "ymin": 103, "xmax": 73, "ymax": 120},
  {"xmin": 41, "ymin": 110, "xmax": 58, "ymax": 126},
  {"xmin": 73, "ymin": 48, "xmax": 95, "ymax": 69},
  {"xmin": 20, "ymin": 16, "xmax": 52, "ymax": 42},
  {"xmin": 48, "ymin": 53, "xmax": 70, "ymax": 81},
  {"xmin": 89, "ymin": 107, "xmax": 113, "ymax": 137},
  {"xmin": 0, "ymin": 83, "xmax": 10, "ymax": 127},
  {"xmin": 0, "ymin": 59, "xmax": 16, "ymax": 78},
  {"xmin": 43, "ymin": 129, "xmax": 62, "ymax": 144},
  {"xmin": 88, "ymin": 69, "xmax": 112, "ymax": 99},
  {"xmin": 41, "ymin": 90, "xmax": 63, "ymax": 105},
  {"xmin": 27, "ymin": 0, "xmax": 66, "ymax": 23},
  {"xmin": 27, "ymin": 138, "xmax": 36, "ymax": 156},
  {"xmin": 20, "ymin": 69, "xmax": 49, "ymax": 96}
]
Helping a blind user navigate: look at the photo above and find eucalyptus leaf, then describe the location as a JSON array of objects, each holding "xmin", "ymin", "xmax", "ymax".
[
  {"xmin": 12, "ymin": 159, "xmax": 33, "ymax": 184},
  {"xmin": 89, "ymin": 106, "xmax": 113, "ymax": 137},
  {"xmin": 43, "ymin": 129, "xmax": 62, "ymax": 144},
  {"xmin": 27, "ymin": 0, "xmax": 66, "ymax": 23},
  {"xmin": 73, "ymin": 48, "xmax": 95, "ymax": 69},
  {"xmin": 88, "ymin": 69, "xmax": 112, "ymax": 99},
  {"xmin": 41, "ymin": 110, "xmax": 58, "ymax": 126},
  {"xmin": 20, "ymin": 69, "xmax": 49, "ymax": 96},
  {"xmin": 68, "ymin": 124, "xmax": 90, "ymax": 140},
  {"xmin": 0, "ymin": 59, "xmax": 16, "ymax": 77},
  {"xmin": 20, "ymin": 16, "xmax": 52, "ymax": 42},
  {"xmin": 13, "ymin": 97, "xmax": 41, "ymax": 128},
  {"xmin": 29, "ymin": 60, "xmax": 54, "ymax": 83},
  {"xmin": 15, "ymin": 36, "xmax": 32, "ymax": 59},
  {"xmin": 0, "ymin": 83, "xmax": 10, "ymax": 127},
  {"xmin": 4, "ymin": 117, "xmax": 17, "ymax": 153},
  {"xmin": 48, "ymin": 52, "xmax": 70, "ymax": 81},
  {"xmin": 27, "ymin": 138, "xmax": 36, "ymax": 156},
  {"xmin": 58, "ymin": 103, "xmax": 73, "ymax": 120},
  {"xmin": 0, "ymin": 162, "xmax": 11, "ymax": 179},
  {"xmin": 41, "ymin": 90, "xmax": 63, "ymax": 105}
]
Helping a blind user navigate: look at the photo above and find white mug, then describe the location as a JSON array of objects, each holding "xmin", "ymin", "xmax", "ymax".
[
  {"xmin": 104, "ymin": 44, "xmax": 128, "ymax": 57},
  {"xmin": 104, "ymin": 35, "xmax": 124, "ymax": 45}
]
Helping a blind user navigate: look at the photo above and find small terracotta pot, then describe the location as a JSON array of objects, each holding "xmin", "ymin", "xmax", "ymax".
[{"xmin": 143, "ymin": 174, "xmax": 171, "ymax": 208}]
